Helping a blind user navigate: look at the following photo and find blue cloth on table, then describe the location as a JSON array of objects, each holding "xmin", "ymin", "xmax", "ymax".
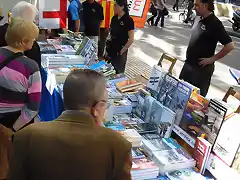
[{"xmin": 38, "ymin": 68, "xmax": 64, "ymax": 121}]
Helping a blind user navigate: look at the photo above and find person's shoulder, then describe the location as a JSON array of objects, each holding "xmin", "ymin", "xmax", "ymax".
[
  {"xmin": 19, "ymin": 55, "xmax": 40, "ymax": 73},
  {"xmin": 97, "ymin": 127, "xmax": 131, "ymax": 149},
  {"xmin": 94, "ymin": 1, "xmax": 102, "ymax": 8}
]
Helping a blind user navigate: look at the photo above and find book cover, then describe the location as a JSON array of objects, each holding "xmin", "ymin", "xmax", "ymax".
[
  {"xmin": 193, "ymin": 137, "xmax": 212, "ymax": 174},
  {"xmin": 135, "ymin": 89, "xmax": 151, "ymax": 120},
  {"xmin": 142, "ymin": 133, "xmax": 162, "ymax": 140},
  {"xmin": 38, "ymin": 41, "xmax": 57, "ymax": 54},
  {"xmin": 104, "ymin": 121, "xmax": 125, "ymax": 132},
  {"xmin": 158, "ymin": 75, "xmax": 191, "ymax": 125},
  {"xmin": 166, "ymin": 168, "xmax": 208, "ymax": 180},
  {"xmin": 153, "ymin": 148, "xmax": 195, "ymax": 166},
  {"xmin": 157, "ymin": 74, "xmax": 179, "ymax": 105},
  {"xmin": 198, "ymin": 99, "xmax": 227, "ymax": 145},
  {"xmin": 206, "ymin": 153, "xmax": 240, "ymax": 180},
  {"xmin": 116, "ymin": 80, "xmax": 143, "ymax": 93},
  {"xmin": 132, "ymin": 157, "xmax": 159, "ymax": 171},
  {"xmin": 148, "ymin": 100, "xmax": 176, "ymax": 138},
  {"xmin": 213, "ymin": 113, "xmax": 240, "ymax": 166},
  {"xmin": 132, "ymin": 147, "xmax": 146, "ymax": 159},
  {"xmin": 125, "ymin": 123, "xmax": 158, "ymax": 135},
  {"xmin": 179, "ymin": 92, "xmax": 209, "ymax": 139},
  {"xmin": 143, "ymin": 138, "xmax": 181, "ymax": 152},
  {"xmin": 229, "ymin": 68, "xmax": 240, "ymax": 84},
  {"xmin": 54, "ymin": 45, "xmax": 76, "ymax": 55},
  {"xmin": 146, "ymin": 65, "xmax": 167, "ymax": 98},
  {"xmin": 107, "ymin": 88, "xmax": 123, "ymax": 99}
]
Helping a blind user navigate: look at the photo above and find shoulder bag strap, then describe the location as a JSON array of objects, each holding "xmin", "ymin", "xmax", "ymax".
[{"xmin": 0, "ymin": 52, "xmax": 23, "ymax": 71}]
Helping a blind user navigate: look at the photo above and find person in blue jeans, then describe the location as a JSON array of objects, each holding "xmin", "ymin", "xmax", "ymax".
[{"xmin": 68, "ymin": 0, "xmax": 83, "ymax": 33}]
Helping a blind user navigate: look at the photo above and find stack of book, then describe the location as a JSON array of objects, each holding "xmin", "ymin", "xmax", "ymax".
[
  {"xmin": 131, "ymin": 157, "xmax": 160, "ymax": 180},
  {"xmin": 116, "ymin": 79, "xmax": 144, "ymax": 93},
  {"xmin": 165, "ymin": 168, "xmax": 209, "ymax": 180},
  {"xmin": 89, "ymin": 61, "xmax": 116, "ymax": 78},
  {"xmin": 122, "ymin": 129, "xmax": 142, "ymax": 147},
  {"xmin": 142, "ymin": 138, "xmax": 181, "ymax": 158},
  {"xmin": 38, "ymin": 41, "xmax": 57, "ymax": 54},
  {"xmin": 152, "ymin": 148, "xmax": 196, "ymax": 175},
  {"xmin": 52, "ymin": 44, "xmax": 76, "ymax": 55},
  {"xmin": 41, "ymin": 54, "xmax": 85, "ymax": 69}
]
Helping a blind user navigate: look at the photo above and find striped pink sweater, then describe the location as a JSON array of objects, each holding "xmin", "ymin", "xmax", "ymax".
[{"xmin": 0, "ymin": 48, "xmax": 42, "ymax": 130}]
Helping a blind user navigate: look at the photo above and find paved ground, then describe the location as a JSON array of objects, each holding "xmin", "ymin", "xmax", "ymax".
[{"xmin": 125, "ymin": 10, "xmax": 240, "ymax": 100}]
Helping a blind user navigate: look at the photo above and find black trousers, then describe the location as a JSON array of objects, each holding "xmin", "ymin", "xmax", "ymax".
[
  {"xmin": 173, "ymin": 0, "xmax": 179, "ymax": 11},
  {"xmin": 111, "ymin": 51, "xmax": 128, "ymax": 74},
  {"xmin": 179, "ymin": 62, "xmax": 215, "ymax": 97},
  {"xmin": 155, "ymin": 9, "xmax": 165, "ymax": 27},
  {"xmin": 0, "ymin": 111, "xmax": 34, "ymax": 131},
  {"xmin": 98, "ymin": 28, "xmax": 109, "ymax": 58}
]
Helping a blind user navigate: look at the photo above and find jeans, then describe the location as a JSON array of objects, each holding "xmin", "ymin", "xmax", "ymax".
[
  {"xmin": 173, "ymin": 0, "xmax": 179, "ymax": 11},
  {"xmin": 155, "ymin": 9, "xmax": 165, "ymax": 27},
  {"xmin": 111, "ymin": 51, "xmax": 128, "ymax": 74}
]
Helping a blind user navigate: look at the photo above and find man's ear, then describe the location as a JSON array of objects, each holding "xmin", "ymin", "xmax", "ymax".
[{"xmin": 92, "ymin": 105, "xmax": 100, "ymax": 118}]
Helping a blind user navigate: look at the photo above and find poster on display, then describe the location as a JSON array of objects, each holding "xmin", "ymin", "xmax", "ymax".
[
  {"xmin": 128, "ymin": 0, "xmax": 151, "ymax": 28},
  {"xmin": 38, "ymin": 0, "xmax": 150, "ymax": 29},
  {"xmin": 39, "ymin": 0, "xmax": 69, "ymax": 29}
]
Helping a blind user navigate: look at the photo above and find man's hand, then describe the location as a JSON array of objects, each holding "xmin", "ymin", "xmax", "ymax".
[
  {"xmin": 120, "ymin": 48, "xmax": 127, "ymax": 55},
  {"xmin": 199, "ymin": 57, "xmax": 215, "ymax": 67}
]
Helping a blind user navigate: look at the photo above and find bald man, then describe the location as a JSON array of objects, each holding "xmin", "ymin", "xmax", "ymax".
[{"xmin": 8, "ymin": 69, "xmax": 132, "ymax": 180}]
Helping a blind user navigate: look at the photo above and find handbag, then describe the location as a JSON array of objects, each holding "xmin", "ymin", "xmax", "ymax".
[{"xmin": 163, "ymin": 7, "xmax": 169, "ymax": 16}]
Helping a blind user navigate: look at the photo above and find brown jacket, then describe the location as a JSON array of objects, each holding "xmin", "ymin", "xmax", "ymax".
[
  {"xmin": 0, "ymin": 125, "xmax": 13, "ymax": 179},
  {"xmin": 7, "ymin": 111, "xmax": 132, "ymax": 180}
]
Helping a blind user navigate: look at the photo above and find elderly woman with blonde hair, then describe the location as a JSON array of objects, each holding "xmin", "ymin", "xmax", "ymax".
[
  {"xmin": 0, "ymin": 1, "xmax": 41, "ymax": 68},
  {"xmin": 0, "ymin": 17, "xmax": 41, "ymax": 180}
]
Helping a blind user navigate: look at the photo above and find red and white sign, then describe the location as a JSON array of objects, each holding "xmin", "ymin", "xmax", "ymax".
[{"xmin": 39, "ymin": 0, "xmax": 69, "ymax": 29}]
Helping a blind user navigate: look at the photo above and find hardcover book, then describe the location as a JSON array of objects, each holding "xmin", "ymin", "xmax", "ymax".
[
  {"xmin": 146, "ymin": 65, "xmax": 167, "ymax": 98},
  {"xmin": 213, "ymin": 113, "xmax": 240, "ymax": 167},
  {"xmin": 198, "ymin": 99, "xmax": 227, "ymax": 145},
  {"xmin": 132, "ymin": 147, "xmax": 146, "ymax": 159},
  {"xmin": 148, "ymin": 100, "xmax": 176, "ymax": 138},
  {"xmin": 166, "ymin": 168, "xmax": 208, "ymax": 180},
  {"xmin": 179, "ymin": 92, "xmax": 209, "ymax": 140},
  {"xmin": 116, "ymin": 80, "xmax": 144, "ymax": 93},
  {"xmin": 38, "ymin": 41, "xmax": 57, "ymax": 54},
  {"xmin": 135, "ymin": 89, "xmax": 151, "ymax": 120},
  {"xmin": 193, "ymin": 137, "xmax": 212, "ymax": 174}
]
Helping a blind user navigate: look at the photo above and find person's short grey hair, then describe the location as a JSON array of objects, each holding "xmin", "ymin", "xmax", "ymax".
[
  {"xmin": 63, "ymin": 69, "xmax": 107, "ymax": 110},
  {"xmin": 11, "ymin": 1, "xmax": 38, "ymax": 22}
]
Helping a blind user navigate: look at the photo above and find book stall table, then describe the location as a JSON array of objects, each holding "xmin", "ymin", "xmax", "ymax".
[{"xmin": 38, "ymin": 32, "xmax": 240, "ymax": 180}]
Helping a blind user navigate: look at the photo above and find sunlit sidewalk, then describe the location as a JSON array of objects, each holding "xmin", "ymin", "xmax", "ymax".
[{"xmin": 126, "ymin": 12, "xmax": 240, "ymax": 100}]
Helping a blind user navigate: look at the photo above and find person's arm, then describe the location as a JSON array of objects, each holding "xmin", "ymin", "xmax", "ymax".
[
  {"xmin": 69, "ymin": 2, "xmax": 81, "ymax": 32},
  {"xmin": 7, "ymin": 129, "xmax": 30, "ymax": 180},
  {"xmin": 13, "ymin": 70, "xmax": 42, "ymax": 131},
  {"xmin": 120, "ymin": 30, "xmax": 134, "ymax": 55},
  {"xmin": 120, "ymin": 18, "xmax": 135, "ymax": 55},
  {"xmin": 199, "ymin": 21, "xmax": 235, "ymax": 67},
  {"xmin": 100, "ymin": 5, "xmax": 104, "ymax": 27}
]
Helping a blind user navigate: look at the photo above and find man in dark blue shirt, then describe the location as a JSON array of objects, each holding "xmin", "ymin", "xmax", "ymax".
[{"xmin": 68, "ymin": 0, "xmax": 82, "ymax": 32}]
